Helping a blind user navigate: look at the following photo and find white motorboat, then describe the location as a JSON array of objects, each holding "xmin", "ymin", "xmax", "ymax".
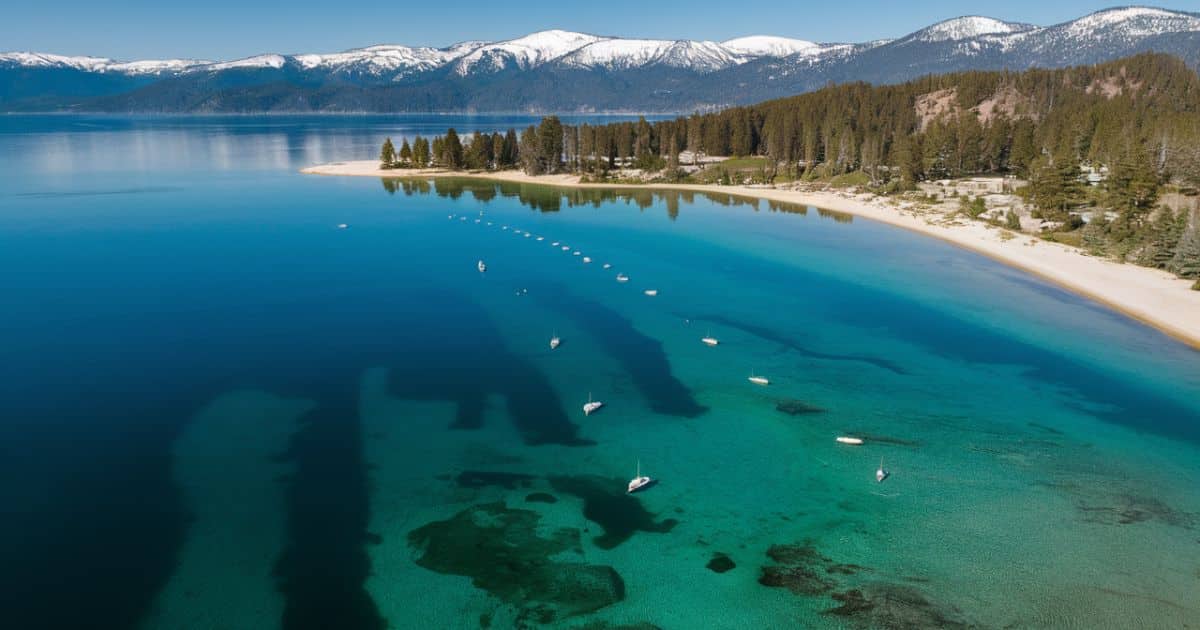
[
  {"xmin": 644, "ymin": 289, "xmax": 658, "ymax": 296},
  {"xmin": 477, "ymin": 260, "xmax": 487, "ymax": 273},
  {"xmin": 583, "ymin": 393, "xmax": 603, "ymax": 416},
  {"xmin": 627, "ymin": 460, "xmax": 652, "ymax": 493},
  {"xmin": 582, "ymin": 257, "xmax": 592, "ymax": 264},
  {"xmin": 876, "ymin": 458, "xmax": 890, "ymax": 483},
  {"xmin": 487, "ymin": 221, "xmax": 493, "ymax": 226},
  {"xmin": 616, "ymin": 273, "xmax": 629, "ymax": 283},
  {"xmin": 748, "ymin": 372, "xmax": 769, "ymax": 386},
  {"xmin": 552, "ymin": 241, "xmax": 560, "ymax": 246},
  {"xmin": 602, "ymin": 263, "xmax": 612, "ymax": 269},
  {"xmin": 536, "ymin": 236, "xmax": 544, "ymax": 241},
  {"xmin": 502, "ymin": 225, "xmax": 508, "ymax": 230},
  {"xmin": 573, "ymin": 251, "xmax": 581, "ymax": 256},
  {"xmin": 561, "ymin": 246, "xmax": 570, "ymax": 251},
  {"xmin": 524, "ymin": 232, "xmax": 531, "ymax": 237},
  {"xmin": 337, "ymin": 223, "xmax": 348, "ymax": 229},
  {"xmin": 836, "ymin": 436, "xmax": 864, "ymax": 445},
  {"xmin": 701, "ymin": 331, "xmax": 719, "ymax": 346},
  {"xmin": 474, "ymin": 219, "xmax": 480, "ymax": 223}
]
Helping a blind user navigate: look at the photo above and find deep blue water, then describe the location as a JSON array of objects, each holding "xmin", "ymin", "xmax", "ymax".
[{"xmin": 0, "ymin": 116, "xmax": 1198, "ymax": 629}]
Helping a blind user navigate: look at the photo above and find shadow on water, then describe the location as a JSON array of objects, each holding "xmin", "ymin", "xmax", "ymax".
[
  {"xmin": 687, "ymin": 312, "xmax": 908, "ymax": 375},
  {"xmin": 0, "ymin": 385, "xmax": 198, "ymax": 629},
  {"xmin": 548, "ymin": 475, "xmax": 678, "ymax": 550},
  {"xmin": 530, "ymin": 281, "xmax": 707, "ymax": 418},
  {"xmin": 384, "ymin": 288, "xmax": 591, "ymax": 446}
]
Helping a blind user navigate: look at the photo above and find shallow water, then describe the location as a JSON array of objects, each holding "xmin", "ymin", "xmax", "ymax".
[{"xmin": 0, "ymin": 116, "xmax": 1198, "ymax": 629}]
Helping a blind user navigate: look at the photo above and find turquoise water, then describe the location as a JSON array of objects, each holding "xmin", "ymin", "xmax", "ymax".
[{"xmin": 1, "ymin": 116, "xmax": 1198, "ymax": 629}]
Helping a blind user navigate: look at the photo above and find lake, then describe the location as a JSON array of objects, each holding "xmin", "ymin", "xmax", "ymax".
[{"xmin": 1, "ymin": 115, "xmax": 1198, "ymax": 629}]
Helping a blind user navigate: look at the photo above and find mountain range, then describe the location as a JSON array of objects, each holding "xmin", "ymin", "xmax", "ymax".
[{"xmin": 3, "ymin": 6, "xmax": 1199, "ymax": 113}]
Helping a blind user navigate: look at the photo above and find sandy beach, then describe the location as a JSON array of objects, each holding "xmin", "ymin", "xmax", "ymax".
[{"xmin": 303, "ymin": 161, "xmax": 1200, "ymax": 350}]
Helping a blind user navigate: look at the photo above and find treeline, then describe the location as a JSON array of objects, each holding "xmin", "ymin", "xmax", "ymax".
[
  {"xmin": 382, "ymin": 53, "xmax": 1200, "ymax": 284},
  {"xmin": 380, "ymin": 128, "xmax": 521, "ymax": 171}
]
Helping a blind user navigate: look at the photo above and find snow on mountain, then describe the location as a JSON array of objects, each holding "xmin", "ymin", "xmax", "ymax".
[
  {"xmin": 722, "ymin": 36, "xmax": 820, "ymax": 57},
  {"xmin": 910, "ymin": 16, "xmax": 1033, "ymax": 43},
  {"xmin": 202, "ymin": 54, "xmax": 287, "ymax": 71},
  {"xmin": 560, "ymin": 38, "xmax": 748, "ymax": 71},
  {"xmin": 1061, "ymin": 6, "xmax": 1200, "ymax": 39},
  {"xmin": 452, "ymin": 30, "xmax": 608, "ymax": 74},
  {"xmin": 294, "ymin": 45, "xmax": 457, "ymax": 75},
  {"xmin": 5, "ymin": 7, "xmax": 1200, "ymax": 83},
  {"xmin": 0, "ymin": 52, "xmax": 207, "ymax": 74}
]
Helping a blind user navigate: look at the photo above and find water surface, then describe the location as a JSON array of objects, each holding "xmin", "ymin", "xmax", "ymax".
[{"xmin": 1, "ymin": 116, "xmax": 1198, "ymax": 629}]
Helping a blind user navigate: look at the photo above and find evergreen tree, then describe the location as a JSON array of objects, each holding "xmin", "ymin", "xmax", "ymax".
[
  {"xmin": 431, "ymin": 136, "xmax": 444, "ymax": 167},
  {"xmin": 442, "ymin": 129, "xmax": 464, "ymax": 169},
  {"xmin": 1168, "ymin": 209, "xmax": 1200, "ymax": 278},
  {"xmin": 519, "ymin": 125, "xmax": 541, "ymax": 175},
  {"xmin": 537, "ymin": 116, "xmax": 564, "ymax": 174},
  {"xmin": 398, "ymin": 139, "xmax": 413, "ymax": 167},
  {"xmin": 412, "ymin": 135, "xmax": 430, "ymax": 168},
  {"xmin": 379, "ymin": 137, "xmax": 396, "ymax": 169}
]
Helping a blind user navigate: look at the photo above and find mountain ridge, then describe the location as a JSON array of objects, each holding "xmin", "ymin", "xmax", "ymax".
[{"xmin": 3, "ymin": 6, "xmax": 1199, "ymax": 112}]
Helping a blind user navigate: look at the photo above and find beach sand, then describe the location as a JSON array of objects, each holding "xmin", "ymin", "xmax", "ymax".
[{"xmin": 302, "ymin": 161, "xmax": 1200, "ymax": 350}]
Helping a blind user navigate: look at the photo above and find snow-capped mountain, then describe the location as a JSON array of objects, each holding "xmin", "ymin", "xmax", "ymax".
[{"xmin": 2, "ymin": 6, "xmax": 1198, "ymax": 112}]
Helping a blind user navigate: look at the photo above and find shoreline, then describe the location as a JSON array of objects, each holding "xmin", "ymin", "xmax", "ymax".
[{"xmin": 302, "ymin": 161, "xmax": 1200, "ymax": 351}]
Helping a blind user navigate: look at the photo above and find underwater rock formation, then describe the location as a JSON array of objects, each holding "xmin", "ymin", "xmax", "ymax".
[
  {"xmin": 706, "ymin": 552, "xmax": 736, "ymax": 573},
  {"xmin": 408, "ymin": 502, "xmax": 624, "ymax": 622}
]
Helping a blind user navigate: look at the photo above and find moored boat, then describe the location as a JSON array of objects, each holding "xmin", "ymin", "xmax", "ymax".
[
  {"xmin": 627, "ymin": 460, "xmax": 652, "ymax": 493},
  {"xmin": 583, "ymin": 393, "xmax": 603, "ymax": 416},
  {"xmin": 836, "ymin": 436, "xmax": 864, "ymax": 445}
]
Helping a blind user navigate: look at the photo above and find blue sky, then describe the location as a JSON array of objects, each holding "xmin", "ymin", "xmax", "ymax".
[{"xmin": 4, "ymin": 1, "xmax": 1198, "ymax": 59}]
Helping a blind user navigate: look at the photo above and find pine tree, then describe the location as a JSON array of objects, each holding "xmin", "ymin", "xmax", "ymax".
[
  {"xmin": 442, "ymin": 129, "xmax": 463, "ymax": 169},
  {"xmin": 537, "ymin": 116, "xmax": 564, "ymax": 174},
  {"xmin": 1168, "ymin": 209, "xmax": 1200, "ymax": 278},
  {"xmin": 398, "ymin": 139, "xmax": 412, "ymax": 167},
  {"xmin": 379, "ymin": 137, "xmax": 396, "ymax": 169},
  {"xmin": 412, "ymin": 135, "xmax": 430, "ymax": 168}
]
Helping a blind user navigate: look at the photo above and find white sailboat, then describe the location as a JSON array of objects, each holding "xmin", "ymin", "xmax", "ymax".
[
  {"xmin": 583, "ymin": 392, "xmax": 603, "ymax": 416},
  {"xmin": 549, "ymin": 332, "xmax": 561, "ymax": 350},
  {"xmin": 627, "ymin": 460, "xmax": 652, "ymax": 493},
  {"xmin": 477, "ymin": 260, "xmax": 487, "ymax": 273},
  {"xmin": 748, "ymin": 370, "xmax": 769, "ymax": 385},
  {"xmin": 876, "ymin": 458, "xmax": 890, "ymax": 483}
]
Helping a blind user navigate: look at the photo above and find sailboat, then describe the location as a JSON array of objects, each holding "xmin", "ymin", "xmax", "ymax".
[
  {"xmin": 477, "ymin": 260, "xmax": 487, "ymax": 273},
  {"xmin": 701, "ymin": 329, "xmax": 719, "ymax": 346},
  {"xmin": 627, "ymin": 460, "xmax": 652, "ymax": 493},
  {"xmin": 748, "ymin": 370, "xmax": 769, "ymax": 385},
  {"xmin": 549, "ymin": 332, "xmax": 561, "ymax": 350},
  {"xmin": 876, "ymin": 458, "xmax": 890, "ymax": 483},
  {"xmin": 583, "ymin": 392, "xmax": 604, "ymax": 416}
]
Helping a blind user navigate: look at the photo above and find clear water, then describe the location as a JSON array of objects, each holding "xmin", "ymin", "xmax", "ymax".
[{"xmin": 1, "ymin": 115, "xmax": 1198, "ymax": 629}]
